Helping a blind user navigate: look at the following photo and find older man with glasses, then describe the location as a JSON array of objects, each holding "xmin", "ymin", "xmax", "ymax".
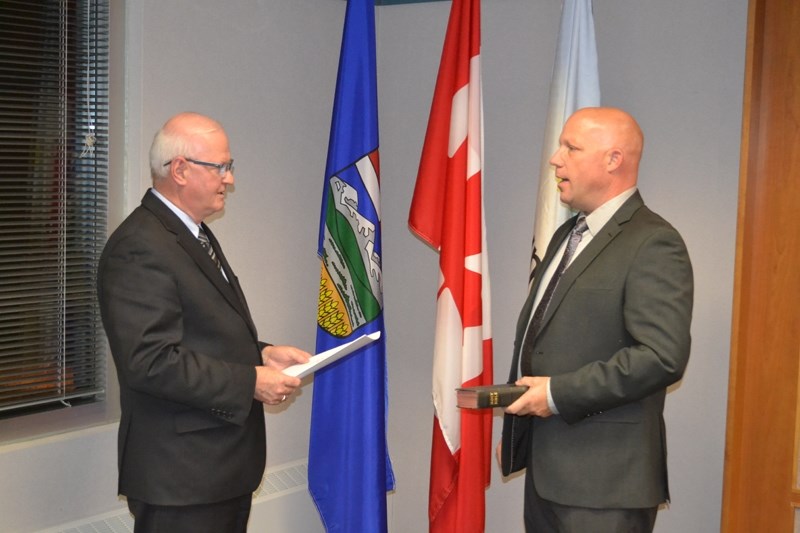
[{"xmin": 97, "ymin": 112, "xmax": 310, "ymax": 533}]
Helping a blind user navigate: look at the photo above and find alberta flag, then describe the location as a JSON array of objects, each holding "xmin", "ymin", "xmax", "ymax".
[{"xmin": 309, "ymin": 0, "xmax": 395, "ymax": 531}]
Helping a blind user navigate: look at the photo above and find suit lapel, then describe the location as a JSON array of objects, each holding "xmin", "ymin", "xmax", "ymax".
[
  {"xmin": 510, "ymin": 219, "xmax": 575, "ymax": 380},
  {"xmin": 529, "ymin": 221, "xmax": 574, "ymax": 303},
  {"xmin": 201, "ymin": 223, "xmax": 259, "ymax": 337},
  {"xmin": 538, "ymin": 192, "xmax": 645, "ymax": 333},
  {"xmin": 141, "ymin": 191, "xmax": 258, "ymax": 339}
]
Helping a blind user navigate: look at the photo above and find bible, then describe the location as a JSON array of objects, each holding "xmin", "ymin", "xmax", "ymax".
[{"xmin": 456, "ymin": 384, "xmax": 528, "ymax": 409}]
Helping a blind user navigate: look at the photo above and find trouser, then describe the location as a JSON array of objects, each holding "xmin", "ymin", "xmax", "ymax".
[
  {"xmin": 127, "ymin": 493, "xmax": 252, "ymax": 533},
  {"xmin": 524, "ymin": 466, "xmax": 658, "ymax": 533}
]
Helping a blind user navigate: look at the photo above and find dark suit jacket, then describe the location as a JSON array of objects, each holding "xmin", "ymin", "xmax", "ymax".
[
  {"xmin": 97, "ymin": 190, "xmax": 266, "ymax": 506},
  {"xmin": 505, "ymin": 191, "xmax": 693, "ymax": 509}
]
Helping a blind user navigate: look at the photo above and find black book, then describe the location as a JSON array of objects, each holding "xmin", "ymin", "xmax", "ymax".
[{"xmin": 456, "ymin": 384, "xmax": 528, "ymax": 409}]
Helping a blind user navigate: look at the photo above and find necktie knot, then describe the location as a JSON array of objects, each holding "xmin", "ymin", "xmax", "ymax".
[{"xmin": 573, "ymin": 216, "xmax": 588, "ymax": 236}]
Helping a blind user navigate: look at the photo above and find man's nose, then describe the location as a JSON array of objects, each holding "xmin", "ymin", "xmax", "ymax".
[{"xmin": 549, "ymin": 147, "xmax": 563, "ymax": 167}]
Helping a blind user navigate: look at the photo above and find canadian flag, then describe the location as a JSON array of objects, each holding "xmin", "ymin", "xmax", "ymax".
[{"xmin": 408, "ymin": 0, "xmax": 493, "ymax": 531}]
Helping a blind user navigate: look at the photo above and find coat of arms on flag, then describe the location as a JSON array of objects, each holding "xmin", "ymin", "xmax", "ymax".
[{"xmin": 318, "ymin": 151, "xmax": 382, "ymax": 338}]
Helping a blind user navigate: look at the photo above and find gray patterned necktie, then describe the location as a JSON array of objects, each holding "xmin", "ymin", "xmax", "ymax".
[
  {"xmin": 521, "ymin": 216, "xmax": 588, "ymax": 371},
  {"xmin": 197, "ymin": 228, "xmax": 222, "ymax": 271}
]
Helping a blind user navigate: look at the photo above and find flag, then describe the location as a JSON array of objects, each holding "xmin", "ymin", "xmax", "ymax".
[
  {"xmin": 529, "ymin": 0, "xmax": 600, "ymax": 283},
  {"xmin": 309, "ymin": 0, "xmax": 395, "ymax": 531},
  {"xmin": 408, "ymin": 0, "xmax": 493, "ymax": 530}
]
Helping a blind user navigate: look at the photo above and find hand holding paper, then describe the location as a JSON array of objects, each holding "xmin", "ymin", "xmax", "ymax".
[
  {"xmin": 254, "ymin": 345, "xmax": 311, "ymax": 405},
  {"xmin": 282, "ymin": 331, "xmax": 381, "ymax": 379}
]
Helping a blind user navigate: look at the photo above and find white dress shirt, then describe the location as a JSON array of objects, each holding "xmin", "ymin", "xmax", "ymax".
[{"xmin": 521, "ymin": 187, "xmax": 638, "ymax": 414}]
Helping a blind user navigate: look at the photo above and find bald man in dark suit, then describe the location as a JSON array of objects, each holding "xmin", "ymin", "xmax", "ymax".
[
  {"xmin": 500, "ymin": 107, "xmax": 693, "ymax": 532},
  {"xmin": 98, "ymin": 112, "xmax": 310, "ymax": 533}
]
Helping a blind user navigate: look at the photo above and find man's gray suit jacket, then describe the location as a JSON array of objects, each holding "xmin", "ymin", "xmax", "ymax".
[{"xmin": 505, "ymin": 191, "xmax": 693, "ymax": 509}]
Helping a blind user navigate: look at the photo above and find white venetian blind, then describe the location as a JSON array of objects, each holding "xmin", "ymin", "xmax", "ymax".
[{"xmin": 0, "ymin": 0, "xmax": 109, "ymax": 415}]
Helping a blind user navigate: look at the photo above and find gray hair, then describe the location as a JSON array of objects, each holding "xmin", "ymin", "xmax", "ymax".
[{"xmin": 148, "ymin": 113, "xmax": 222, "ymax": 182}]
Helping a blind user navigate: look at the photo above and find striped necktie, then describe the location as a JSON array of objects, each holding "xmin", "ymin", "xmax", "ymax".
[
  {"xmin": 521, "ymin": 216, "xmax": 588, "ymax": 374},
  {"xmin": 197, "ymin": 228, "xmax": 222, "ymax": 271}
]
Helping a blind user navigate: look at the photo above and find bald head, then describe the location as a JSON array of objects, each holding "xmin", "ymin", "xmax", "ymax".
[
  {"xmin": 569, "ymin": 107, "xmax": 644, "ymax": 178},
  {"xmin": 549, "ymin": 107, "xmax": 645, "ymax": 213}
]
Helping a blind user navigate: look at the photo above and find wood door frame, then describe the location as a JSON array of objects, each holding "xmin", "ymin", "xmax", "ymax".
[{"xmin": 721, "ymin": 0, "xmax": 800, "ymax": 531}]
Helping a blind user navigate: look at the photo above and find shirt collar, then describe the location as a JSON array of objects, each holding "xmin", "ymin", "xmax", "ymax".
[
  {"xmin": 150, "ymin": 188, "xmax": 202, "ymax": 237},
  {"xmin": 583, "ymin": 187, "xmax": 637, "ymax": 236}
]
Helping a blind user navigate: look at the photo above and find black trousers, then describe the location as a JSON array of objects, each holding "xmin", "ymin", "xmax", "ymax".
[
  {"xmin": 127, "ymin": 493, "xmax": 252, "ymax": 533},
  {"xmin": 524, "ymin": 466, "xmax": 658, "ymax": 533}
]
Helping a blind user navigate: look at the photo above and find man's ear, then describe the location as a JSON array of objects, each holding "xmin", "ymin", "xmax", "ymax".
[
  {"xmin": 168, "ymin": 158, "xmax": 189, "ymax": 186},
  {"xmin": 606, "ymin": 148, "xmax": 623, "ymax": 173}
]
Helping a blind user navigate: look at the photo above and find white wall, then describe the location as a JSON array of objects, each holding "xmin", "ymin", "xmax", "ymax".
[{"xmin": 0, "ymin": 0, "xmax": 746, "ymax": 531}]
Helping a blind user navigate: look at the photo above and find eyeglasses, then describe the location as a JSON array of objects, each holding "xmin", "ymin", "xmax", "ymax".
[{"xmin": 164, "ymin": 157, "xmax": 234, "ymax": 177}]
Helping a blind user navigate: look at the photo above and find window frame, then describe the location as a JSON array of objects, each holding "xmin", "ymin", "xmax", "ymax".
[{"xmin": 0, "ymin": 0, "xmax": 120, "ymax": 438}]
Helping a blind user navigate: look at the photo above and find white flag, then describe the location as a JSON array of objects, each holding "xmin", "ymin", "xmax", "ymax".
[{"xmin": 530, "ymin": 0, "xmax": 601, "ymax": 284}]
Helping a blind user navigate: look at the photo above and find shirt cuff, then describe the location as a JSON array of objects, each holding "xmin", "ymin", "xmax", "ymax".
[{"xmin": 546, "ymin": 378, "xmax": 560, "ymax": 415}]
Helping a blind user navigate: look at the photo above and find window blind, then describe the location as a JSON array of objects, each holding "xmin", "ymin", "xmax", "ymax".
[{"xmin": 0, "ymin": 0, "xmax": 109, "ymax": 415}]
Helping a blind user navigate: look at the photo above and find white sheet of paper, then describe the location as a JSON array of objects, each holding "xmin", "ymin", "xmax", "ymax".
[{"xmin": 282, "ymin": 331, "xmax": 381, "ymax": 378}]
